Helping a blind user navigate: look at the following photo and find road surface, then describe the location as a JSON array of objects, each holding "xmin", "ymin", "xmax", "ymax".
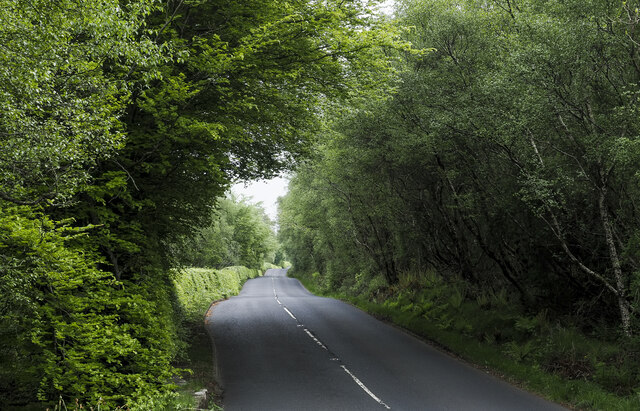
[{"xmin": 206, "ymin": 268, "xmax": 566, "ymax": 410}]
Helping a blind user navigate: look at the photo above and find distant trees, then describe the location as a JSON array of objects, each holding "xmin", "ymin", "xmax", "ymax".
[
  {"xmin": 279, "ymin": 0, "xmax": 640, "ymax": 335},
  {"xmin": 173, "ymin": 196, "xmax": 277, "ymax": 269}
]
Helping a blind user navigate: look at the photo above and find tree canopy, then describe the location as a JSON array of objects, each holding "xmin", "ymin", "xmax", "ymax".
[
  {"xmin": 0, "ymin": 0, "xmax": 161, "ymax": 205},
  {"xmin": 280, "ymin": 0, "xmax": 640, "ymax": 336},
  {"xmin": 0, "ymin": 0, "xmax": 403, "ymax": 407}
]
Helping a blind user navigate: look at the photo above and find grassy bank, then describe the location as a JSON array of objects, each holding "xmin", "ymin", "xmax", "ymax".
[{"xmin": 292, "ymin": 270, "xmax": 640, "ymax": 411}]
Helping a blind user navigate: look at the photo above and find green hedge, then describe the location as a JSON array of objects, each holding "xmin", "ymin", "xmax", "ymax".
[
  {"xmin": 261, "ymin": 262, "xmax": 281, "ymax": 270},
  {"xmin": 0, "ymin": 208, "xmax": 262, "ymax": 411},
  {"xmin": 173, "ymin": 266, "xmax": 262, "ymax": 323}
]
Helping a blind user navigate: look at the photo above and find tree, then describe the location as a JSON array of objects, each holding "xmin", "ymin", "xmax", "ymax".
[
  {"xmin": 173, "ymin": 196, "xmax": 277, "ymax": 269},
  {"xmin": 65, "ymin": 0, "xmax": 405, "ymax": 282},
  {"xmin": 0, "ymin": 0, "xmax": 161, "ymax": 205},
  {"xmin": 280, "ymin": 0, "xmax": 640, "ymax": 335},
  {"xmin": 1, "ymin": 0, "xmax": 405, "ymax": 406}
]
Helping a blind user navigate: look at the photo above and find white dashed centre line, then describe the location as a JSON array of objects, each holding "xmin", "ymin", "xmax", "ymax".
[
  {"xmin": 272, "ymin": 279, "xmax": 283, "ymax": 304},
  {"xmin": 303, "ymin": 328, "xmax": 328, "ymax": 350},
  {"xmin": 341, "ymin": 365, "xmax": 391, "ymax": 409},
  {"xmin": 273, "ymin": 277, "xmax": 391, "ymax": 409},
  {"xmin": 283, "ymin": 307, "xmax": 297, "ymax": 320}
]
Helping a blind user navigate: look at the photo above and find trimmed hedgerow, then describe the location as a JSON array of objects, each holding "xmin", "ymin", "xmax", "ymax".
[{"xmin": 173, "ymin": 266, "xmax": 261, "ymax": 323}]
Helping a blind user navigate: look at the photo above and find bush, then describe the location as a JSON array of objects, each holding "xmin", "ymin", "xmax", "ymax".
[
  {"xmin": 0, "ymin": 206, "xmax": 181, "ymax": 409},
  {"xmin": 173, "ymin": 266, "xmax": 261, "ymax": 323},
  {"xmin": 262, "ymin": 262, "xmax": 281, "ymax": 270}
]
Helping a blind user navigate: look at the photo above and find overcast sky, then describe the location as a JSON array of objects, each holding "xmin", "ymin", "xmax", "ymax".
[
  {"xmin": 231, "ymin": 176, "xmax": 290, "ymax": 222},
  {"xmin": 378, "ymin": 0, "xmax": 395, "ymax": 15}
]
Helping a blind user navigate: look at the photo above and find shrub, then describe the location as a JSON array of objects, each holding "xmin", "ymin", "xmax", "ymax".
[
  {"xmin": 0, "ymin": 206, "xmax": 181, "ymax": 409},
  {"xmin": 173, "ymin": 266, "xmax": 261, "ymax": 323}
]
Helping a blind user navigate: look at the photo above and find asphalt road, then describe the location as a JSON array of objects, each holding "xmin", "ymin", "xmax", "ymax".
[{"xmin": 206, "ymin": 268, "xmax": 566, "ymax": 410}]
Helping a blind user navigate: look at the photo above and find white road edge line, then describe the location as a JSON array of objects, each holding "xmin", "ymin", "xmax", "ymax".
[
  {"xmin": 283, "ymin": 307, "xmax": 297, "ymax": 320},
  {"xmin": 340, "ymin": 365, "xmax": 391, "ymax": 410}
]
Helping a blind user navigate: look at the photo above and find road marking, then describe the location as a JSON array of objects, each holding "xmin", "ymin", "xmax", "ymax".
[
  {"xmin": 283, "ymin": 307, "xmax": 297, "ymax": 320},
  {"xmin": 303, "ymin": 328, "xmax": 328, "ymax": 350},
  {"xmin": 341, "ymin": 365, "xmax": 391, "ymax": 409},
  {"xmin": 276, "ymin": 302, "xmax": 390, "ymax": 409},
  {"xmin": 272, "ymin": 278, "xmax": 284, "ymax": 304}
]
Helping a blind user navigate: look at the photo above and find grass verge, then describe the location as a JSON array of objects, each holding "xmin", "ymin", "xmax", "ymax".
[{"xmin": 167, "ymin": 323, "xmax": 223, "ymax": 411}]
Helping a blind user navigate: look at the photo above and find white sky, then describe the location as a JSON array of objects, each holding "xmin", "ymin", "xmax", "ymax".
[
  {"xmin": 378, "ymin": 0, "xmax": 395, "ymax": 16},
  {"xmin": 231, "ymin": 176, "xmax": 290, "ymax": 222}
]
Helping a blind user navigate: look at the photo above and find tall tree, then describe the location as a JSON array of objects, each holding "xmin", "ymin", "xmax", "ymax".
[
  {"xmin": 0, "ymin": 0, "xmax": 160, "ymax": 205},
  {"xmin": 71, "ymin": 0, "xmax": 404, "ymax": 281},
  {"xmin": 1, "ymin": 0, "xmax": 405, "ymax": 406},
  {"xmin": 280, "ymin": 0, "xmax": 640, "ymax": 335}
]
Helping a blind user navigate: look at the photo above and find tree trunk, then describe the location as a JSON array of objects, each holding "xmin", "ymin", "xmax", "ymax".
[
  {"xmin": 527, "ymin": 133, "xmax": 632, "ymax": 334},
  {"xmin": 598, "ymin": 182, "xmax": 632, "ymax": 336}
]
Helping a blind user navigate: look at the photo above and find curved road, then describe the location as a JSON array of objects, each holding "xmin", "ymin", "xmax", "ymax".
[{"xmin": 206, "ymin": 269, "xmax": 566, "ymax": 410}]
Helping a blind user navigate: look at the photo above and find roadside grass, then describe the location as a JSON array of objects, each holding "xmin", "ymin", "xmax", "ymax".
[
  {"xmin": 293, "ymin": 271, "xmax": 640, "ymax": 411},
  {"xmin": 166, "ymin": 323, "xmax": 223, "ymax": 411}
]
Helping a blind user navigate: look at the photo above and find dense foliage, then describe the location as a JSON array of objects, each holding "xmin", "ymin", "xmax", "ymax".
[
  {"xmin": 279, "ymin": 0, "xmax": 640, "ymax": 402},
  {"xmin": 174, "ymin": 266, "xmax": 262, "ymax": 323},
  {"xmin": 172, "ymin": 196, "xmax": 277, "ymax": 270},
  {"xmin": 0, "ymin": 207, "xmax": 180, "ymax": 407},
  {"xmin": 0, "ymin": 0, "xmax": 161, "ymax": 205},
  {"xmin": 0, "ymin": 0, "xmax": 400, "ymax": 408}
]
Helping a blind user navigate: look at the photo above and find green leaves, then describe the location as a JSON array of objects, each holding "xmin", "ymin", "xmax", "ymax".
[
  {"xmin": 0, "ymin": 205, "xmax": 179, "ymax": 407},
  {"xmin": 1, "ymin": 0, "xmax": 406, "ymax": 407},
  {"xmin": 280, "ymin": 0, "xmax": 640, "ymax": 336},
  {"xmin": 172, "ymin": 196, "xmax": 278, "ymax": 270},
  {"xmin": 0, "ymin": 0, "xmax": 161, "ymax": 205},
  {"xmin": 173, "ymin": 266, "xmax": 261, "ymax": 323}
]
